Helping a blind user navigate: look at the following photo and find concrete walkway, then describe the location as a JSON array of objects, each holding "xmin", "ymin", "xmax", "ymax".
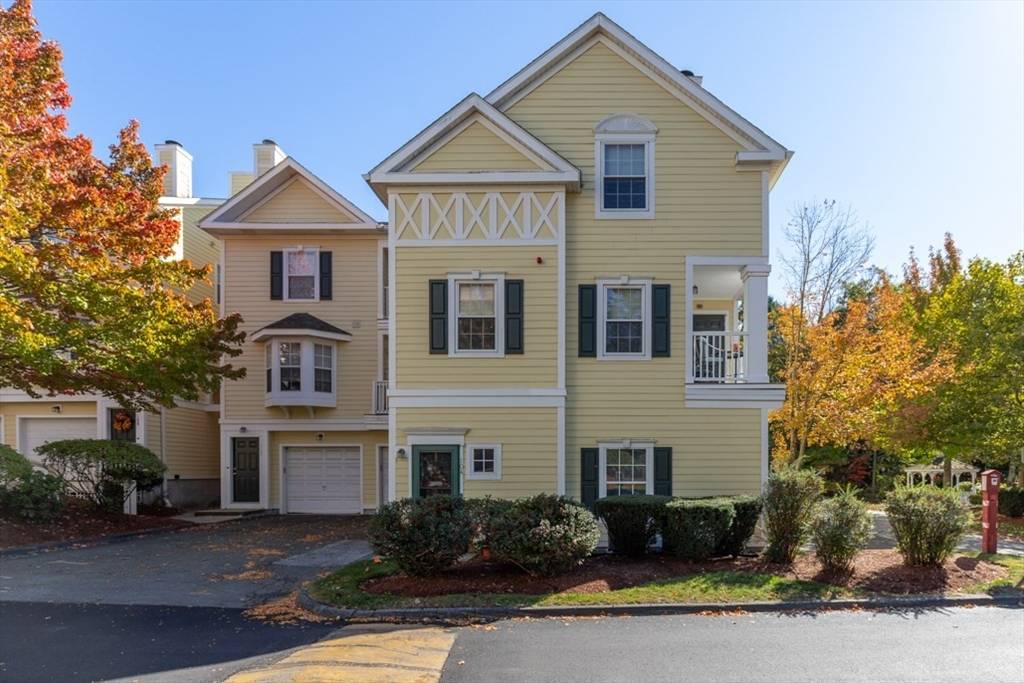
[{"xmin": 868, "ymin": 510, "xmax": 1024, "ymax": 556}]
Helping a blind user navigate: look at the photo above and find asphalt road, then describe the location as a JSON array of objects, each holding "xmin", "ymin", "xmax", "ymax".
[{"xmin": 443, "ymin": 606, "xmax": 1024, "ymax": 683}]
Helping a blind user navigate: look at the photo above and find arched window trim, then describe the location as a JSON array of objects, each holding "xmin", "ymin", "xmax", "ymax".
[{"xmin": 594, "ymin": 114, "xmax": 657, "ymax": 220}]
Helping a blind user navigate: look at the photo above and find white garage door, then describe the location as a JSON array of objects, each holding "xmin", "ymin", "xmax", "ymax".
[
  {"xmin": 285, "ymin": 446, "xmax": 361, "ymax": 514},
  {"xmin": 19, "ymin": 417, "xmax": 97, "ymax": 465}
]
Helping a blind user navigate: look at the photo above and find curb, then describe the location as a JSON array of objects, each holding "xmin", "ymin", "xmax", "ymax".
[{"xmin": 297, "ymin": 588, "xmax": 1024, "ymax": 623}]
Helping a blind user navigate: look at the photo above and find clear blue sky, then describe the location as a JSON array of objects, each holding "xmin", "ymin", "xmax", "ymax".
[{"xmin": 34, "ymin": 0, "xmax": 1024, "ymax": 294}]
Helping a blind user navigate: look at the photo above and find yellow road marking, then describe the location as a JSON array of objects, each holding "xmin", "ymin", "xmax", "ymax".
[{"xmin": 227, "ymin": 625, "xmax": 457, "ymax": 683}]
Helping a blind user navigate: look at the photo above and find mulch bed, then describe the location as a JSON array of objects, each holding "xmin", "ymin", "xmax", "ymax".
[
  {"xmin": 363, "ymin": 549, "xmax": 1009, "ymax": 598},
  {"xmin": 0, "ymin": 500, "xmax": 191, "ymax": 550}
]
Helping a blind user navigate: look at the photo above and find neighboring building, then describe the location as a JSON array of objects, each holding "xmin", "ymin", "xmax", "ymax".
[
  {"xmin": 365, "ymin": 13, "xmax": 791, "ymax": 505},
  {"xmin": 0, "ymin": 141, "xmax": 223, "ymax": 507},
  {"xmin": 199, "ymin": 147, "xmax": 389, "ymax": 514}
]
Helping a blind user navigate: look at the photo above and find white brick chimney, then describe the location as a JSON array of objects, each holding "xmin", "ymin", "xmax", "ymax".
[{"xmin": 154, "ymin": 140, "xmax": 192, "ymax": 198}]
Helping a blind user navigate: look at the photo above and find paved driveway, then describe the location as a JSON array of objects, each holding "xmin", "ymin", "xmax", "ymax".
[{"xmin": 0, "ymin": 515, "xmax": 372, "ymax": 608}]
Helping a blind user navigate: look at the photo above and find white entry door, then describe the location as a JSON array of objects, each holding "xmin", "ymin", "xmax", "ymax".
[
  {"xmin": 19, "ymin": 417, "xmax": 97, "ymax": 465},
  {"xmin": 284, "ymin": 446, "xmax": 361, "ymax": 514}
]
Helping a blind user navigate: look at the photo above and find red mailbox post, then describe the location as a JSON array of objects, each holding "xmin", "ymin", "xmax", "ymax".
[{"xmin": 980, "ymin": 469, "xmax": 1001, "ymax": 554}]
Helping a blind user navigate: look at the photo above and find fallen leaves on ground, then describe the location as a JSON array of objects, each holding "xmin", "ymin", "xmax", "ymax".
[{"xmin": 243, "ymin": 591, "xmax": 332, "ymax": 624}]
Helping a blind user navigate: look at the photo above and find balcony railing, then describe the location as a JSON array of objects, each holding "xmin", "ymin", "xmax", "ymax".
[
  {"xmin": 690, "ymin": 331, "xmax": 747, "ymax": 383},
  {"xmin": 372, "ymin": 380, "xmax": 388, "ymax": 415}
]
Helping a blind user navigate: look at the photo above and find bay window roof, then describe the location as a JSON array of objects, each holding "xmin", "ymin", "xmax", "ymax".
[{"xmin": 251, "ymin": 313, "xmax": 352, "ymax": 342}]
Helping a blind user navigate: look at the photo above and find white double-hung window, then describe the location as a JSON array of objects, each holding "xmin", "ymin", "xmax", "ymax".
[
  {"xmin": 278, "ymin": 342, "xmax": 302, "ymax": 391},
  {"xmin": 599, "ymin": 442, "xmax": 654, "ymax": 497},
  {"xmin": 597, "ymin": 277, "xmax": 651, "ymax": 360},
  {"xmin": 594, "ymin": 114, "xmax": 657, "ymax": 219},
  {"xmin": 449, "ymin": 273, "xmax": 505, "ymax": 356},
  {"xmin": 285, "ymin": 249, "xmax": 318, "ymax": 300},
  {"xmin": 314, "ymin": 343, "xmax": 333, "ymax": 393}
]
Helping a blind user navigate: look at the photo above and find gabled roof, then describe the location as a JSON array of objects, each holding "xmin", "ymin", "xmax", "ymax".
[
  {"xmin": 485, "ymin": 12, "xmax": 792, "ymax": 185},
  {"xmin": 251, "ymin": 313, "xmax": 352, "ymax": 342},
  {"xmin": 365, "ymin": 93, "xmax": 581, "ymax": 201},
  {"xmin": 201, "ymin": 157, "xmax": 380, "ymax": 235}
]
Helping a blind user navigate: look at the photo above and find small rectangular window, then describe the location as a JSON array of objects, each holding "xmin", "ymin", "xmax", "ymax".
[
  {"xmin": 457, "ymin": 282, "xmax": 496, "ymax": 351},
  {"xmin": 314, "ymin": 343, "xmax": 332, "ymax": 393},
  {"xmin": 215, "ymin": 263, "xmax": 222, "ymax": 305},
  {"xmin": 279, "ymin": 342, "xmax": 301, "ymax": 391},
  {"xmin": 286, "ymin": 249, "xmax": 317, "ymax": 300},
  {"xmin": 605, "ymin": 448, "xmax": 647, "ymax": 496},
  {"xmin": 602, "ymin": 143, "xmax": 646, "ymax": 210},
  {"xmin": 605, "ymin": 286, "xmax": 643, "ymax": 354},
  {"xmin": 466, "ymin": 444, "xmax": 501, "ymax": 480}
]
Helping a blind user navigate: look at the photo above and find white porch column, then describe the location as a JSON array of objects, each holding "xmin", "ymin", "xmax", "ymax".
[{"xmin": 742, "ymin": 264, "xmax": 771, "ymax": 383}]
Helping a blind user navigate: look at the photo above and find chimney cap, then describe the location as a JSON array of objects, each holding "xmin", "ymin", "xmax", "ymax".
[
  {"xmin": 163, "ymin": 139, "xmax": 182, "ymax": 146},
  {"xmin": 681, "ymin": 70, "xmax": 694, "ymax": 77},
  {"xmin": 261, "ymin": 138, "xmax": 277, "ymax": 145}
]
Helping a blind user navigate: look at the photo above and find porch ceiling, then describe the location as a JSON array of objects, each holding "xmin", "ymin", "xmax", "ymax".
[{"xmin": 693, "ymin": 266, "xmax": 743, "ymax": 300}]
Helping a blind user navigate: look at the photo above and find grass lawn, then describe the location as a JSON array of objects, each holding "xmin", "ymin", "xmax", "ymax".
[
  {"xmin": 962, "ymin": 552, "xmax": 1024, "ymax": 595},
  {"xmin": 970, "ymin": 510, "xmax": 1024, "ymax": 541}
]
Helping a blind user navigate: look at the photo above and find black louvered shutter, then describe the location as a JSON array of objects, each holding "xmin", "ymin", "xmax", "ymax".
[
  {"xmin": 428, "ymin": 279, "xmax": 448, "ymax": 354},
  {"xmin": 505, "ymin": 279, "xmax": 524, "ymax": 354},
  {"xmin": 270, "ymin": 251, "xmax": 283, "ymax": 300},
  {"xmin": 578, "ymin": 285, "xmax": 597, "ymax": 357},
  {"xmin": 581, "ymin": 448, "xmax": 599, "ymax": 510},
  {"xmin": 654, "ymin": 447, "xmax": 672, "ymax": 496},
  {"xmin": 319, "ymin": 251, "xmax": 333, "ymax": 300},
  {"xmin": 652, "ymin": 284, "xmax": 670, "ymax": 357}
]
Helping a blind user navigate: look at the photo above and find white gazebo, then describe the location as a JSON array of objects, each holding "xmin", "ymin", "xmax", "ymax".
[{"xmin": 905, "ymin": 455, "xmax": 979, "ymax": 487}]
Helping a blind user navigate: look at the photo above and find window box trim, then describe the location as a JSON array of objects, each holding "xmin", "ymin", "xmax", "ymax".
[
  {"xmin": 447, "ymin": 272, "xmax": 506, "ymax": 358},
  {"xmin": 466, "ymin": 443, "xmax": 502, "ymax": 481},
  {"xmin": 283, "ymin": 247, "xmax": 320, "ymax": 302},
  {"xmin": 597, "ymin": 277, "xmax": 652, "ymax": 361},
  {"xmin": 598, "ymin": 441, "xmax": 655, "ymax": 498},
  {"xmin": 594, "ymin": 134, "xmax": 656, "ymax": 220}
]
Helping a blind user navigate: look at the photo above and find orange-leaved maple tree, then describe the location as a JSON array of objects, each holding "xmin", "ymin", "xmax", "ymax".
[{"xmin": 0, "ymin": 0, "xmax": 244, "ymax": 409}]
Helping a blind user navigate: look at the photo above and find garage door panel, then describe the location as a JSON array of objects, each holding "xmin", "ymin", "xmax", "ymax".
[
  {"xmin": 285, "ymin": 447, "xmax": 361, "ymax": 514},
  {"xmin": 19, "ymin": 417, "xmax": 97, "ymax": 465}
]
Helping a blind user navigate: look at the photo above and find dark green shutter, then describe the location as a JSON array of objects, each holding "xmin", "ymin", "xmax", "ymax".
[
  {"xmin": 652, "ymin": 284, "xmax": 670, "ymax": 357},
  {"xmin": 581, "ymin": 448, "xmax": 599, "ymax": 510},
  {"xmin": 578, "ymin": 285, "xmax": 597, "ymax": 357},
  {"xmin": 270, "ymin": 251, "xmax": 283, "ymax": 300},
  {"xmin": 428, "ymin": 279, "xmax": 448, "ymax": 354},
  {"xmin": 654, "ymin": 447, "xmax": 672, "ymax": 496},
  {"xmin": 319, "ymin": 251, "xmax": 333, "ymax": 300},
  {"xmin": 505, "ymin": 279, "xmax": 524, "ymax": 354}
]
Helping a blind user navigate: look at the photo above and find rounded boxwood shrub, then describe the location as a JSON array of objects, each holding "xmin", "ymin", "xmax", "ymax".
[
  {"xmin": 0, "ymin": 445, "xmax": 33, "ymax": 490},
  {"xmin": 38, "ymin": 439, "xmax": 165, "ymax": 510},
  {"xmin": 763, "ymin": 467, "xmax": 824, "ymax": 564},
  {"xmin": 594, "ymin": 495, "xmax": 673, "ymax": 557},
  {"xmin": 489, "ymin": 494, "xmax": 600, "ymax": 575},
  {"xmin": 885, "ymin": 485, "xmax": 970, "ymax": 566},
  {"xmin": 714, "ymin": 495, "xmax": 763, "ymax": 557},
  {"xmin": 4, "ymin": 470, "xmax": 66, "ymax": 521},
  {"xmin": 810, "ymin": 486, "xmax": 872, "ymax": 572},
  {"xmin": 464, "ymin": 496, "xmax": 514, "ymax": 554},
  {"xmin": 662, "ymin": 498, "xmax": 735, "ymax": 560},
  {"xmin": 998, "ymin": 486, "xmax": 1024, "ymax": 518},
  {"xmin": 368, "ymin": 495, "xmax": 472, "ymax": 576}
]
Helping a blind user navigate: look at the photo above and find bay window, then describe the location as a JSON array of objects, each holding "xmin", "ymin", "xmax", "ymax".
[{"xmin": 262, "ymin": 338, "xmax": 336, "ymax": 408}]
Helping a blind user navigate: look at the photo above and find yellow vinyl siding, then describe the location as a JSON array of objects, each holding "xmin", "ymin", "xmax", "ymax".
[
  {"xmin": 0, "ymin": 401, "xmax": 97, "ymax": 449},
  {"xmin": 395, "ymin": 407, "xmax": 557, "ymax": 499},
  {"xmin": 160, "ymin": 407, "xmax": 219, "ymax": 479},
  {"xmin": 394, "ymin": 245, "xmax": 557, "ymax": 388},
  {"xmin": 499, "ymin": 40, "xmax": 765, "ymax": 499},
  {"xmin": 221, "ymin": 234, "xmax": 382, "ymax": 421},
  {"xmin": 411, "ymin": 120, "xmax": 543, "ymax": 172},
  {"xmin": 180, "ymin": 205, "xmax": 219, "ymax": 304},
  {"xmin": 244, "ymin": 178, "xmax": 357, "ymax": 223},
  {"xmin": 268, "ymin": 430, "xmax": 386, "ymax": 510}
]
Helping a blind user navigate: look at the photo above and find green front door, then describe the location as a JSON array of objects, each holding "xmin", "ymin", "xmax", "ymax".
[{"xmin": 412, "ymin": 445, "xmax": 460, "ymax": 499}]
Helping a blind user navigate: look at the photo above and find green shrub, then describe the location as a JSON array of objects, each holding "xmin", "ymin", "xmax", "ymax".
[
  {"xmin": 38, "ymin": 439, "xmax": 165, "ymax": 510},
  {"xmin": 662, "ymin": 498, "xmax": 735, "ymax": 560},
  {"xmin": 885, "ymin": 485, "xmax": 970, "ymax": 566},
  {"xmin": 763, "ymin": 467, "xmax": 824, "ymax": 563},
  {"xmin": 810, "ymin": 486, "xmax": 872, "ymax": 572},
  {"xmin": 464, "ymin": 496, "xmax": 513, "ymax": 552},
  {"xmin": 998, "ymin": 486, "xmax": 1024, "ymax": 518},
  {"xmin": 3, "ymin": 470, "xmax": 66, "ymax": 521},
  {"xmin": 368, "ymin": 496, "xmax": 472, "ymax": 576},
  {"xmin": 594, "ymin": 495, "xmax": 672, "ymax": 556},
  {"xmin": 0, "ymin": 445, "xmax": 32, "ymax": 490},
  {"xmin": 715, "ymin": 495, "xmax": 763, "ymax": 557},
  {"xmin": 489, "ymin": 494, "xmax": 599, "ymax": 575},
  {"xmin": 969, "ymin": 492, "xmax": 982, "ymax": 506}
]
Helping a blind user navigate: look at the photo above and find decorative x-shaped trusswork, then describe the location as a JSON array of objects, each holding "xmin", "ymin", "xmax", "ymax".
[{"xmin": 391, "ymin": 191, "xmax": 563, "ymax": 242}]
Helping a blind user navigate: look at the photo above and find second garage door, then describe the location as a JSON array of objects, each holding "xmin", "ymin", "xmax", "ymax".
[
  {"xmin": 284, "ymin": 446, "xmax": 361, "ymax": 514},
  {"xmin": 19, "ymin": 417, "xmax": 97, "ymax": 465}
]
